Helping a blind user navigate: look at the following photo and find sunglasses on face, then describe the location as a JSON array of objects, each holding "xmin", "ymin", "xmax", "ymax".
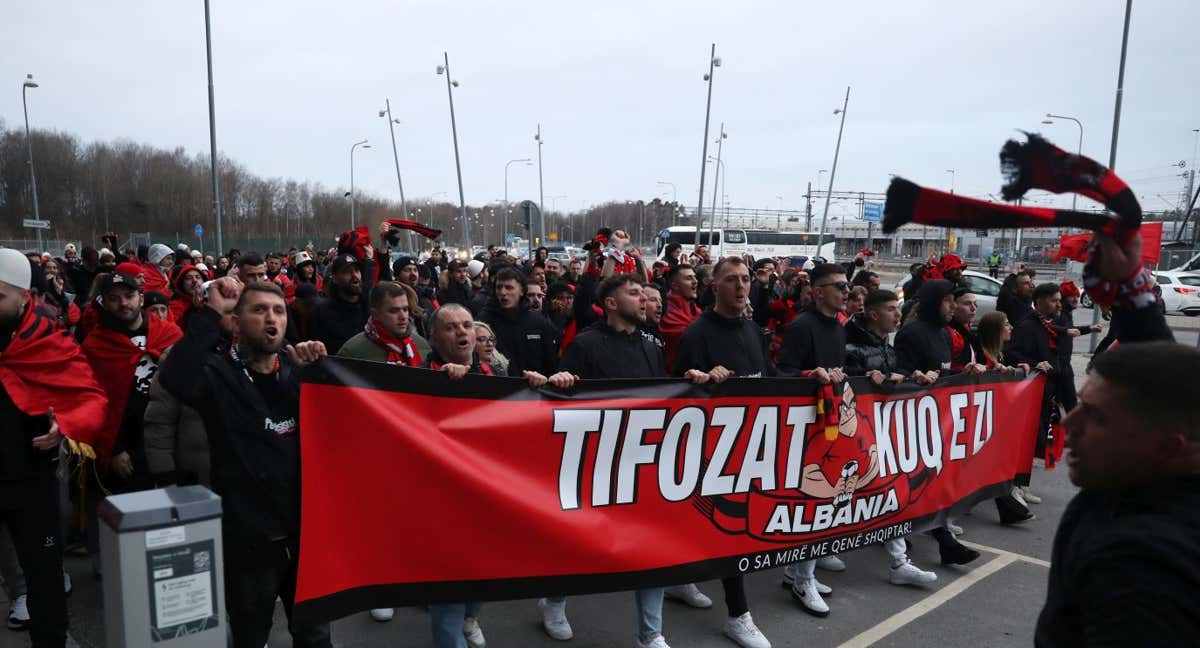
[{"xmin": 816, "ymin": 281, "xmax": 850, "ymax": 292}]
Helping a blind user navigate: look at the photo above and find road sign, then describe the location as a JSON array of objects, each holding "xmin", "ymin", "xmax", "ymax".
[
  {"xmin": 22, "ymin": 219, "xmax": 50, "ymax": 230},
  {"xmin": 505, "ymin": 233, "xmax": 515, "ymax": 243},
  {"xmin": 862, "ymin": 202, "xmax": 883, "ymax": 223},
  {"xmin": 194, "ymin": 224, "xmax": 204, "ymax": 237}
]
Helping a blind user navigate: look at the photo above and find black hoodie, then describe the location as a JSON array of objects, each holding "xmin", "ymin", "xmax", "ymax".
[
  {"xmin": 560, "ymin": 320, "xmax": 665, "ymax": 379},
  {"xmin": 674, "ymin": 309, "xmax": 776, "ymax": 377},
  {"xmin": 895, "ymin": 279, "xmax": 955, "ymax": 374}
]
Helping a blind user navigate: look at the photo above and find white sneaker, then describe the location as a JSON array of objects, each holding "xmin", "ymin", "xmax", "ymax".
[
  {"xmin": 463, "ymin": 616, "xmax": 486, "ymax": 648},
  {"xmin": 7, "ymin": 594, "xmax": 29, "ymax": 630},
  {"xmin": 816, "ymin": 555, "xmax": 846, "ymax": 572},
  {"xmin": 636, "ymin": 635, "xmax": 671, "ymax": 648},
  {"xmin": 63, "ymin": 570, "xmax": 72, "ymax": 597},
  {"xmin": 369, "ymin": 607, "xmax": 394, "ymax": 622},
  {"xmin": 781, "ymin": 564, "xmax": 832, "ymax": 595},
  {"xmin": 723, "ymin": 611, "xmax": 771, "ymax": 648},
  {"xmin": 1021, "ymin": 486, "xmax": 1043, "ymax": 504},
  {"xmin": 1011, "ymin": 486, "xmax": 1029, "ymax": 508},
  {"xmin": 538, "ymin": 598, "xmax": 573, "ymax": 640},
  {"xmin": 791, "ymin": 578, "xmax": 829, "ymax": 617},
  {"xmin": 664, "ymin": 583, "xmax": 713, "ymax": 609},
  {"xmin": 946, "ymin": 521, "xmax": 965, "ymax": 536},
  {"xmin": 889, "ymin": 561, "xmax": 938, "ymax": 586}
]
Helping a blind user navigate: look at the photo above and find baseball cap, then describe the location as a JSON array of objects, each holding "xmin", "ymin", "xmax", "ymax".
[
  {"xmin": 467, "ymin": 259, "xmax": 486, "ymax": 279},
  {"xmin": 143, "ymin": 291, "xmax": 170, "ymax": 308},
  {"xmin": 330, "ymin": 253, "xmax": 362, "ymax": 274},
  {"xmin": 99, "ymin": 272, "xmax": 141, "ymax": 296}
]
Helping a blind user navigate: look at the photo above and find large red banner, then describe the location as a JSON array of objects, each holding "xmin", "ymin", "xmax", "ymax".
[{"xmin": 294, "ymin": 359, "xmax": 1043, "ymax": 624}]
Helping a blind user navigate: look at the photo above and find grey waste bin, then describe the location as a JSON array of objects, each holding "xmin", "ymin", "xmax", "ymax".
[{"xmin": 99, "ymin": 486, "xmax": 224, "ymax": 647}]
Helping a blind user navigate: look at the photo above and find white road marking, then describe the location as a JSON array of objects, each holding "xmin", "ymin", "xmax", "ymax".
[
  {"xmin": 960, "ymin": 539, "xmax": 1052, "ymax": 568},
  {"xmin": 836, "ymin": 554, "xmax": 1018, "ymax": 648}
]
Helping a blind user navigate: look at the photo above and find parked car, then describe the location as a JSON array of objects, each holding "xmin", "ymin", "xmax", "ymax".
[
  {"xmin": 1152, "ymin": 271, "xmax": 1200, "ymax": 315},
  {"xmin": 895, "ymin": 269, "xmax": 1003, "ymax": 325}
]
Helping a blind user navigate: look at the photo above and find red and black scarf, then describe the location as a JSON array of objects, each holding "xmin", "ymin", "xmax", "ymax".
[
  {"xmin": 0, "ymin": 305, "xmax": 111, "ymax": 459},
  {"xmin": 883, "ymin": 133, "xmax": 1150, "ymax": 309},
  {"xmin": 384, "ymin": 218, "xmax": 442, "ymax": 241},
  {"xmin": 363, "ymin": 317, "xmax": 422, "ymax": 366},
  {"xmin": 81, "ymin": 315, "xmax": 183, "ymax": 456}
]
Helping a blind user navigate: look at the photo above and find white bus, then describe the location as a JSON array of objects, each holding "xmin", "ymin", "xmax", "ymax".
[{"xmin": 655, "ymin": 226, "xmax": 835, "ymax": 262}]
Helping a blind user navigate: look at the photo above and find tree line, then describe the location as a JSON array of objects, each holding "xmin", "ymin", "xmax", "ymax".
[{"xmin": 0, "ymin": 121, "xmax": 689, "ymax": 254}]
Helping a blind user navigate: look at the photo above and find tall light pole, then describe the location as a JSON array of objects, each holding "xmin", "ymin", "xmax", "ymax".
[
  {"xmin": 817, "ymin": 87, "xmax": 851, "ymax": 251},
  {"xmin": 706, "ymin": 124, "xmax": 727, "ymax": 246},
  {"xmin": 1043, "ymin": 114, "xmax": 1084, "ymax": 210},
  {"xmin": 20, "ymin": 74, "xmax": 42, "ymax": 251},
  {"xmin": 203, "ymin": 0, "xmax": 223, "ymax": 254},
  {"xmin": 349, "ymin": 139, "xmax": 370, "ymax": 228},
  {"xmin": 535, "ymin": 125, "xmax": 546, "ymax": 245},
  {"xmin": 379, "ymin": 99, "xmax": 412, "ymax": 251},
  {"xmin": 504, "ymin": 158, "xmax": 532, "ymax": 245},
  {"xmin": 946, "ymin": 169, "xmax": 955, "ymax": 194},
  {"xmin": 694, "ymin": 44, "xmax": 721, "ymax": 249},
  {"xmin": 776, "ymin": 195, "xmax": 784, "ymax": 230},
  {"xmin": 436, "ymin": 52, "xmax": 470, "ymax": 249}
]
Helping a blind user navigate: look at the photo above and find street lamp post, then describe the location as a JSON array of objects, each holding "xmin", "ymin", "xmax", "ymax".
[
  {"xmin": 437, "ymin": 52, "xmax": 471, "ymax": 249},
  {"xmin": 349, "ymin": 139, "xmax": 370, "ymax": 228},
  {"xmin": 203, "ymin": 0, "xmax": 224, "ymax": 254},
  {"xmin": 535, "ymin": 125, "xmax": 546, "ymax": 245},
  {"xmin": 656, "ymin": 181, "xmax": 677, "ymax": 226},
  {"xmin": 694, "ymin": 44, "xmax": 721, "ymax": 249},
  {"xmin": 379, "ymin": 99, "xmax": 411, "ymax": 251},
  {"xmin": 776, "ymin": 195, "xmax": 784, "ymax": 230},
  {"xmin": 20, "ymin": 74, "xmax": 42, "ymax": 251},
  {"xmin": 817, "ymin": 87, "xmax": 851, "ymax": 251},
  {"xmin": 504, "ymin": 158, "xmax": 532, "ymax": 246},
  {"xmin": 1042, "ymin": 114, "xmax": 1084, "ymax": 211},
  {"xmin": 707, "ymin": 124, "xmax": 727, "ymax": 247}
]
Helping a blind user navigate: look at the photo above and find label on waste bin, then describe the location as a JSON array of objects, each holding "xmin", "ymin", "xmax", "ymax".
[
  {"xmin": 146, "ymin": 539, "xmax": 219, "ymax": 641},
  {"xmin": 145, "ymin": 525, "xmax": 186, "ymax": 548}
]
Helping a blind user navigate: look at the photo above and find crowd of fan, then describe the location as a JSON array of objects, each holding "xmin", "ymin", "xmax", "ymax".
[{"xmin": 0, "ymin": 218, "xmax": 1189, "ymax": 648}]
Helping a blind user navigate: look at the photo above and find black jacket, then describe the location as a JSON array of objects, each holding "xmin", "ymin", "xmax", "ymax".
[
  {"xmin": 306, "ymin": 293, "xmax": 369, "ymax": 355},
  {"xmin": 1007, "ymin": 312, "xmax": 1058, "ymax": 372},
  {"xmin": 0, "ymin": 386, "xmax": 54, "ymax": 489},
  {"xmin": 673, "ymin": 310, "xmax": 775, "ymax": 377},
  {"xmin": 894, "ymin": 279, "xmax": 955, "ymax": 374},
  {"xmin": 436, "ymin": 282, "xmax": 474, "ymax": 308},
  {"xmin": 478, "ymin": 300, "xmax": 561, "ymax": 377},
  {"xmin": 560, "ymin": 320, "xmax": 664, "ymax": 379},
  {"xmin": 844, "ymin": 314, "xmax": 900, "ymax": 376},
  {"xmin": 749, "ymin": 279, "xmax": 777, "ymax": 328},
  {"xmin": 1035, "ymin": 475, "xmax": 1200, "ymax": 647},
  {"xmin": 777, "ymin": 310, "xmax": 846, "ymax": 375},
  {"xmin": 160, "ymin": 308, "xmax": 303, "ymax": 543}
]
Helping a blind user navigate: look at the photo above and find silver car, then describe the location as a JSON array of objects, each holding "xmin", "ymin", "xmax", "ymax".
[{"xmin": 895, "ymin": 269, "xmax": 1003, "ymax": 325}]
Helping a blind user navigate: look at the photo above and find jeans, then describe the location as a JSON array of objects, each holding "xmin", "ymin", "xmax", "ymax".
[
  {"xmin": 793, "ymin": 558, "xmax": 816, "ymax": 581},
  {"xmin": 430, "ymin": 602, "xmax": 482, "ymax": 648},
  {"xmin": 0, "ymin": 475, "xmax": 66, "ymax": 648},
  {"xmin": 223, "ymin": 537, "xmax": 332, "ymax": 648},
  {"xmin": 549, "ymin": 588, "xmax": 664, "ymax": 643},
  {"xmin": 884, "ymin": 537, "xmax": 908, "ymax": 567}
]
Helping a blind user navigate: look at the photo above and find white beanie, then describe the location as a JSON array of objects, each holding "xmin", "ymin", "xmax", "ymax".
[
  {"xmin": 0, "ymin": 249, "xmax": 32, "ymax": 291},
  {"xmin": 148, "ymin": 243, "xmax": 173, "ymax": 265},
  {"xmin": 468, "ymin": 259, "xmax": 485, "ymax": 279}
]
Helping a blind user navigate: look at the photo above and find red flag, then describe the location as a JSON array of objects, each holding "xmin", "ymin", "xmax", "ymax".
[{"xmin": 1054, "ymin": 221, "xmax": 1164, "ymax": 265}]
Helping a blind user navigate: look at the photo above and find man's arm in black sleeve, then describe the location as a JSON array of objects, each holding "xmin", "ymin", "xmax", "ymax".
[
  {"xmin": 775, "ymin": 320, "xmax": 810, "ymax": 376},
  {"xmin": 672, "ymin": 326, "xmax": 704, "ymax": 377},
  {"xmin": 159, "ymin": 306, "xmax": 222, "ymax": 407}
]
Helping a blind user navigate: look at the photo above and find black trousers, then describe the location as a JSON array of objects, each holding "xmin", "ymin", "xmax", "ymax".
[
  {"xmin": 0, "ymin": 474, "xmax": 66, "ymax": 648},
  {"xmin": 224, "ymin": 536, "xmax": 332, "ymax": 648},
  {"xmin": 721, "ymin": 576, "xmax": 749, "ymax": 618}
]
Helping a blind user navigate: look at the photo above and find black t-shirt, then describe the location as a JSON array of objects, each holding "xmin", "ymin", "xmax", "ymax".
[{"xmin": 1035, "ymin": 476, "xmax": 1200, "ymax": 647}]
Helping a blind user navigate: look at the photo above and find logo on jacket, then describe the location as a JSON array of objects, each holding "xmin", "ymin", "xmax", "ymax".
[{"xmin": 264, "ymin": 417, "xmax": 297, "ymax": 436}]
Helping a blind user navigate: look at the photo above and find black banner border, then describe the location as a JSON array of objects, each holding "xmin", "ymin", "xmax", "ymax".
[{"xmin": 295, "ymin": 479, "xmax": 1016, "ymax": 624}]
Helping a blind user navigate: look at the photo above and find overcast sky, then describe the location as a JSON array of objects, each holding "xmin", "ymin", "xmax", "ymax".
[{"xmin": 3, "ymin": 0, "xmax": 1198, "ymax": 223}]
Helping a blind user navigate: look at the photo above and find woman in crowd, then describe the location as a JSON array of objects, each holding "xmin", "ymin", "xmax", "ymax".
[{"xmin": 473, "ymin": 321, "xmax": 509, "ymax": 376}]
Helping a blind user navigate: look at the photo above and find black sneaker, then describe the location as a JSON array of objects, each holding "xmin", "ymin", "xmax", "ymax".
[{"xmin": 939, "ymin": 543, "xmax": 981, "ymax": 566}]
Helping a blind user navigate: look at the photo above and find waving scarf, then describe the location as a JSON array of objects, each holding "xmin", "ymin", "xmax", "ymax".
[
  {"xmin": 81, "ymin": 315, "xmax": 183, "ymax": 456},
  {"xmin": 363, "ymin": 317, "xmax": 422, "ymax": 366},
  {"xmin": 384, "ymin": 218, "xmax": 443, "ymax": 241},
  {"xmin": 883, "ymin": 133, "xmax": 1153, "ymax": 310},
  {"xmin": 0, "ymin": 305, "xmax": 110, "ymax": 459}
]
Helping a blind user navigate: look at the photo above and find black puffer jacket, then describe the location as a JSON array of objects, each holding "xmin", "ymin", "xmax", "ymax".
[{"xmin": 844, "ymin": 314, "xmax": 900, "ymax": 376}]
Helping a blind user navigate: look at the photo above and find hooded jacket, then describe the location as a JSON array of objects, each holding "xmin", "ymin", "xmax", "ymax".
[
  {"xmin": 895, "ymin": 279, "xmax": 955, "ymax": 374},
  {"xmin": 478, "ymin": 298, "xmax": 561, "ymax": 377},
  {"xmin": 844, "ymin": 313, "xmax": 901, "ymax": 376},
  {"xmin": 560, "ymin": 320, "xmax": 665, "ymax": 379}
]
